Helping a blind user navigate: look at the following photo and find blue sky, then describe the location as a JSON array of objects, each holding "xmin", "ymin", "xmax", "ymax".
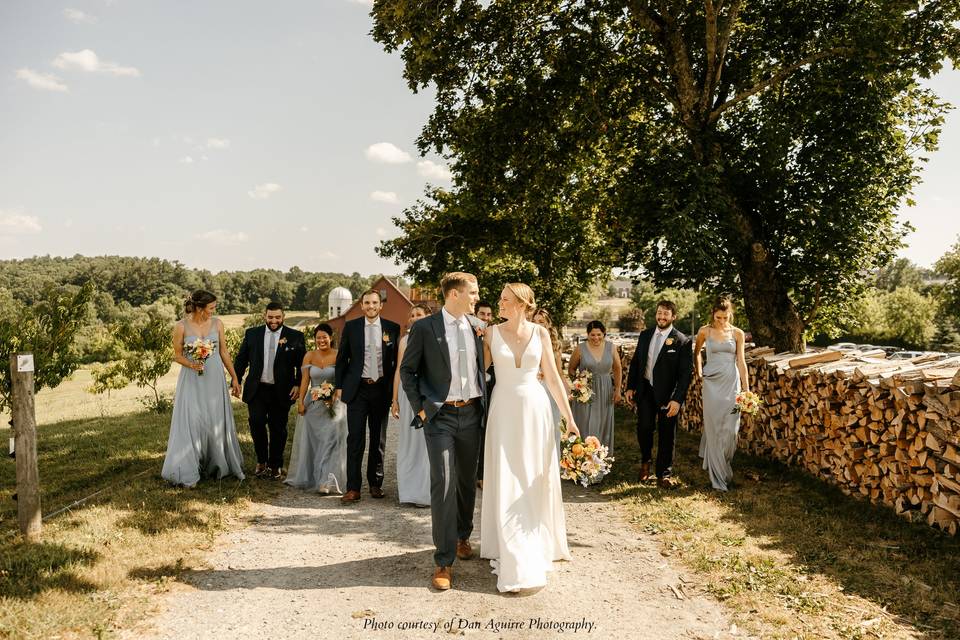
[{"xmin": 1, "ymin": 1, "xmax": 958, "ymax": 275}]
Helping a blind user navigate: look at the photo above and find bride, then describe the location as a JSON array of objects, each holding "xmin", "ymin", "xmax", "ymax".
[{"xmin": 480, "ymin": 282, "xmax": 580, "ymax": 592}]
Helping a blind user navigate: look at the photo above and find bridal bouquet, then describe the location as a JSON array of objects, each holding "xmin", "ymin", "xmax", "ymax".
[
  {"xmin": 558, "ymin": 420, "xmax": 613, "ymax": 487},
  {"xmin": 731, "ymin": 390, "xmax": 762, "ymax": 415},
  {"xmin": 569, "ymin": 369, "xmax": 594, "ymax": 404},
  {"xmin": 184, "ymin": 338, "xmax": 215, "ymax": 376},
  {"xmin": 310, "ymin": 381, "xmax": 337, "ymax": 417}
]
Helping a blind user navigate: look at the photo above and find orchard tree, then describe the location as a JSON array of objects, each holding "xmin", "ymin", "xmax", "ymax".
[
  {"xmin": 372, "ymin": 0, "xmax": 959, "ymax": 349},
  {"xmin": 0, "ymin": 282, "xmax": 94, "ymax": 413}
]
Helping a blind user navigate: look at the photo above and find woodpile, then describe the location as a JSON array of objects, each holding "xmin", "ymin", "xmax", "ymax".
[{"xmin": 672, "ymin": 347, "xmax": 960, "ymax": 535}]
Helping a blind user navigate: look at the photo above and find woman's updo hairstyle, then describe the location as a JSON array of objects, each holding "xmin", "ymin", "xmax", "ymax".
[
  {"xmin": 585, "ymin": 320, "xmax": 607, "ymax": 335},
  {"xmin": 711, "ymin": 295, "xmax": 734, "ymax": 317},
  {"xmin": 184, "ymin": 289, "xmax": 217, "ymax": 315},
  {"xmin": 505, "ymin": 283, "xmax": 536, "ymax": 315},
  {"xmin": 314, "ymin": 322, "xmax": 335, "ymax": 347}
]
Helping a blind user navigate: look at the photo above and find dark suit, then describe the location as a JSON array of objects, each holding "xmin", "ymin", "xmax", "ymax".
[
  {"xmin": 626, "ymin": 326, "xmax": 693, "ymax": 478},
  {"xmin": 334, "ymin": 316, "xmax": 400, "ymax": 493},
  {"xmin": 400, "ymin": 311, "xmax": 486, "ymax": 567},
  {"xmin": 234, "ymin": 325, "xmax": 306, "ymax": 470}
]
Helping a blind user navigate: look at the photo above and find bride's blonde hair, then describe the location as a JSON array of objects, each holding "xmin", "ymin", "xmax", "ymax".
[{"xmin": 505, "ymin": 283, "xmax": 536, "ymax": 315}]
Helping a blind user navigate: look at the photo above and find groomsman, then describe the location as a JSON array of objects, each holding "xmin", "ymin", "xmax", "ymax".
[
  {"xmin": 624, "ymin": 299, "xmax": 693, "ymax": 488},
  {"xmin": 234, "ymin": 302, "xmax": 307, "ymax": 479},
  {"xmin": 335, "ymin": 290, "xmax": 400, "ymax": 503},
  {"xmin": 473, "ymin": 301, "xmax": 496, "ymax": 488}
]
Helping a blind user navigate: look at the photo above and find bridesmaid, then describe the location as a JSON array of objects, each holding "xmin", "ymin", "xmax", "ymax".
[
  {"xmin": 532, "ymin": 308, "xmax": 569, "ymax": 435},
  {"xmin": 285, "ymin": 323, "xmax": 347, "ymax": 494},
  {"xmin": 694, "ymin": 296, "xmax": 749, "ymax": 491},
  {"xmin": 391, "ymin": 304, "xmax": 433, "ymax": 507},
  {"xmin": 567, "ymin": 320, "xmax": 621, "ymax": 453},
  {"xmin": 162, "ymin": 290, "xmax": 245, "ymax": 487}
]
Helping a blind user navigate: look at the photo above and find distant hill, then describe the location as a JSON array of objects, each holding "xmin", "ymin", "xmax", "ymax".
[{"xmin": 0, "ymin": 255, "xmax": 382, "ymax": 314}]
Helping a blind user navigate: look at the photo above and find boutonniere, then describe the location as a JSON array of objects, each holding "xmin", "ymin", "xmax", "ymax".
[
  {"xmin": 474, "ymin": 326, "xmax": 485, "ymax": 339},
  {"xmin": 665, "ymin": 338, "xmax": 674, "ymax": 346},
  {"xmin": 382, "ymin": 333, "xmax": 392, "ymax": 344},
  {"xmin": 278, "ymin": 337, "xmax": 288, "ymax": 346}
]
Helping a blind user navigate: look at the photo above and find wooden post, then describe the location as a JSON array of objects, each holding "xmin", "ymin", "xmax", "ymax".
[{"xmin": 10, "ymin": 353, "xmax": 41, "ymax": 541}]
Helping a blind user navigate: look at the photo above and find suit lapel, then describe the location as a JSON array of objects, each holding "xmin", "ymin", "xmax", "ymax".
[
  {"xmin": 431, "ymin": 312, "xmax": 452, "ymax": 371},
  {"xmin": 639, "ymin": 329, "xmax": 653, "ymax": 370}
]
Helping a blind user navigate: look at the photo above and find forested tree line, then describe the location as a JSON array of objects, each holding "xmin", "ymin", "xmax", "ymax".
[
  {"xmin": 0, "ymin": 255, "xmax": 374, "ymax": 314},
  {"xmin": 605, "ymin": 243, "xmax": 960, "ymax": 352}
]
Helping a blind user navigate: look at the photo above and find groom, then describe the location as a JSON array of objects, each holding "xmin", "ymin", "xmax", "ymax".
[
  {"xmin": 625, "ymin": 299, "xmax": 693, "ymax": 488},
  {"xmin": 335, "ymin": 289, "xmax": 400, "ymax": 503},
  {"xmin": 233, "ymin": 302, "xmax": 307, "ymax": 479},
  {"xmin": 400, "ymin": 272, "xmax": 486, "ymax": 591}
]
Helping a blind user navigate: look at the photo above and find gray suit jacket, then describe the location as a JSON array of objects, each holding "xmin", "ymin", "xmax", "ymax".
[{"xmin": 400, "ymin": 311, "xmax": 487, "ymax": 427}]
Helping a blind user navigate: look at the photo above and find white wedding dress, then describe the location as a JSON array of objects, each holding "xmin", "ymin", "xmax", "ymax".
[{"xmin": 480, "ymin": 325, "xmax": 571, "ymax": 592}]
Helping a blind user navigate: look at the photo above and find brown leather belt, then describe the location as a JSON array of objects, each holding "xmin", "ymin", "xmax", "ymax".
[
  {"xmin": 362, "ymin": 377, "xmax": 380, "ymax": 385},
  {"xmin": 443, "ymin": 398, "xmax": 478, "ymax": 407}
]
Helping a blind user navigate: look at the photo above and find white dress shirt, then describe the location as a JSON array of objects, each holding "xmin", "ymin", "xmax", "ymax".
[
  {"xmin": 645, "ymin": 325, "xmax": 673, "ymax": 383},
  {"xmin": 442, "ymin": 307, "xmax": 480, "ymax": 401},
  {"xmin": 261, "ymin": 326, "xmax": 283, "ymax": 384},
  {"xmin": 361, "ymin": 316, "xmax": 384, "ymax": 380}
]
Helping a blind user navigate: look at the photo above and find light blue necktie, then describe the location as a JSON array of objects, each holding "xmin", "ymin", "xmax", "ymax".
[{"xmin": 646, "ymin": 331, "xmax": 663, "ymax": 383}]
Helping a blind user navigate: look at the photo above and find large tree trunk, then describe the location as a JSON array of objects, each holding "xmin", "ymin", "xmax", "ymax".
[{"xmin": 738, "ymin": 242, "xmax": 805, "ymax": 352}]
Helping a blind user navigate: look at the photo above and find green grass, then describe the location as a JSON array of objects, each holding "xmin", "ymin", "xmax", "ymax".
[
  {"xmin": 0, "ymin": 403, "xmax": 288, "ymax": 639},
  {"xmin": 605, "ymin": 408, "xmax": 960, "ymax": 639}
]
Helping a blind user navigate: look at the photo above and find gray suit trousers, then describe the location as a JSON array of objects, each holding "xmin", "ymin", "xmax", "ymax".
[{"xmin": 423, "ymin": 402, "xmax": 483, "ymax": 567}]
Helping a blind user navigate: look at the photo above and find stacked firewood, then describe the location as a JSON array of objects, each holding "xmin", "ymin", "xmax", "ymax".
[{"xmin": 675, "ymin": 347, "xmax": 960, "ymax": 535}]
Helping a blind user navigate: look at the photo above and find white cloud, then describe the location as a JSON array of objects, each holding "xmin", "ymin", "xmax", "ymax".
[
  {"xmin": 375, "ymin": 227, "xmax": 388, "ymax": 237},
  {"xmin": 64, "ymin": 8, "xmax": 97, "ymax": 24},
  {"xmin": 248, "ymin": 183, "xmax": 282, "ymax": 199},
  {"xmin": 206, "ymin": 138, "xmax": 230, "ymax": 149},
  {"xmin": 0, "ymin": 211, "xmax": 42, "ymax": 235},
  {"xmin": 52, "ymin": 49, "xmax": 141, "ymax": 77},
  {"xmin": 179, "ymin": 155, "xmax": 194, "ymax": 164},
  {"xmin": 300, "ymin": 226, "xmax": 309, "ymax": 232},
  {"xmin": 365, "ymin": 142, "xmax": 412, "ymax": 164},
  {"xmin": 417, "ymin": 160, "xmax": 452, "ymax": 181},
  {"xmin": 370, "ymin": 191, "xmax": 399, "ymax": 204},
  {"xmin": 196, "ymin": 229, "xmax": 249, "ymax": 246},
  {"xmin": 15, "ymin": 68, "xmax": 68, "ymax": 92}
]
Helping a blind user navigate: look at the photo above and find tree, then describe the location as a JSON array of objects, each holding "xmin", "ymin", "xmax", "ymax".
[
  {"xmin": 847, "ymin": 286, "xmax": 938, "ymax": 349},
  {"xmin": 89, "ymin": 300, "xmax": 177, "ymax": 412},
  {"xmin": 875, "ymin": 258, "xmax": 924, "ymax": 292},
  {"xmin": 372, "ymin": 0, "xmax": 959, "ymax": 350},
  {"xmin": 936, "ymin": 235, "xmax": 960, "ymax": 318},
  {"xmin": 0, "ymin": 281, "xmax": 94, "ymax": 413}
]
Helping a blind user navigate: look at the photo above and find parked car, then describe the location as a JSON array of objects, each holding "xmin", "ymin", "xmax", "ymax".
[
  {"xmin": 878, "ymin": 346, "xmax": 902, "ymax": 356},
  {"xmin": 828, "ymin": 342, "xmax": 858, "ymax": 351},
  {"xmin": 856, "ymin": 344, "xmax": 881, "ymax": 352},
  {"xmin": 888, "ymin": 350, "xmax": 924, "ymax": 360}
]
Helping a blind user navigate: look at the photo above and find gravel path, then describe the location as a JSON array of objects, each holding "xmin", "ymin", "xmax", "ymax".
[{"xmin": 134, "ymin": 419, "xmax": 734, "ymax": 640}]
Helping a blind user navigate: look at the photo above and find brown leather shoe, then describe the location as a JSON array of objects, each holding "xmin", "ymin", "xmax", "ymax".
[
  {"xmin": 432, "ymin": 566, "xmax": 452, "ymax": 590},
  {"xmin": 254, "ymin": 463, "xmax": 269, "ymax": 478},
  {"xmin": 456, "ymin": 539, "xmax": 473, "ymax": 560},
  {"xmin": 370, "ymin": 486, "xmax": 385, "ymax": 499},
  {"xmin": 639, "ymin": 462, "xmax": 651, "ymax": 482},
  {"xmin": 657, "ymin": 476, "xmax": 677, "ymax": 489},
  {"xmin": 340, "ymin": 490, "xmax": 361, "ymax": 504}
]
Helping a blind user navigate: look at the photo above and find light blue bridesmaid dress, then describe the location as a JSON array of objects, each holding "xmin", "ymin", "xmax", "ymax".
[
  {"xmin": 162, "ymin": 320, "xmax": 245, "ymax": 487},
  {"xmin": 699, "ymin": 334, "xmax": 741, "ymax": 491}
]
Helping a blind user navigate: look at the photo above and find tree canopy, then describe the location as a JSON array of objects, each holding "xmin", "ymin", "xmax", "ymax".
[{"xmin": 373, "ymin": 0, "xmax": 959, "ymax": 349}]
